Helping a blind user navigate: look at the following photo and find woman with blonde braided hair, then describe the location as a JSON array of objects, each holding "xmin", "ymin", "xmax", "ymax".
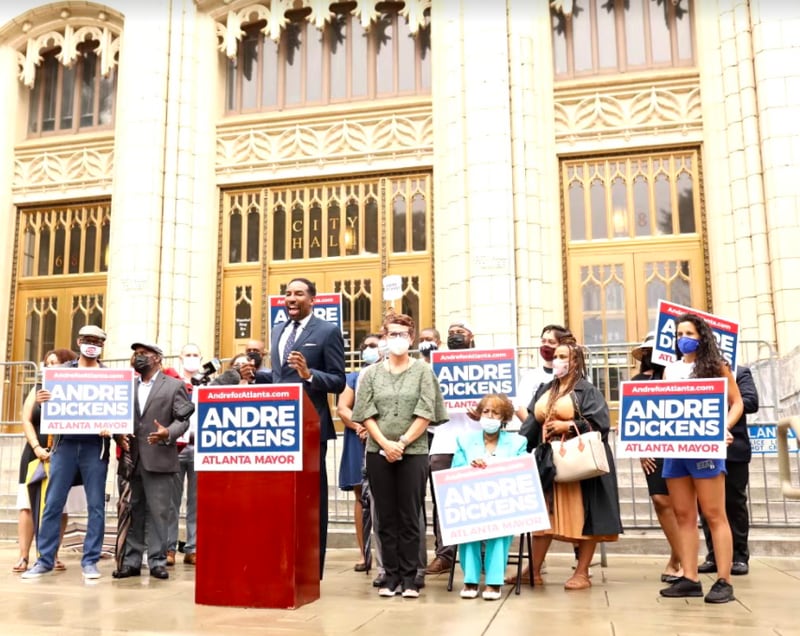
[{"xmin": 520, "ymin": 340, "xmax": 622, "ymax": 590}]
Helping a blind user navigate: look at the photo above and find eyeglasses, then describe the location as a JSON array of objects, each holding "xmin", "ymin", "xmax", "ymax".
[
  {"xmin": 363, "ymin": 343, "xmax": 379, "ymax": 348},
  {"xmin": 386, "ymin": 331, "xmax": 410, "ymax": 339}
]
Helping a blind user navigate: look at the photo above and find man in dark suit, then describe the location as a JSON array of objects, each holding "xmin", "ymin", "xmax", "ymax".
[
  {"xmin": 698, "ymin": 364, "xmax": 759, "ymax": 576},
  {"xmin": 261, "ymin": 277, "xmax": 346, "ymax": 578},
  {"xmin": 113, "ymin": 342, "xmax": 192, "ymax": 581}
]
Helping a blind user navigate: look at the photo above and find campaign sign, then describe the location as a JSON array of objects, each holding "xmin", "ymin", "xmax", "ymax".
[
  {"xmin": 432, "ymin": 454, "xmax": 550, "ymax": 546},
  {"xmin": 194, "ymin": 384, "xmax": 303, "ymax": 472},
  {"xmin": 617, "ymin": 379, "xmax": 728, "ymax": 459},
  {"xmin": 748, "ymin": 423, "xmax": 799, "ymax": 455},
  {"xmin": 431, "ymin": 348, "xmax": 518, "ymax": 412},
  {"xmin": 653, "ymin": 300, "xmax": 739, "ymax": 371},
  {"xmin": 268, "ymin": 293, "xmax": 343, "ymax": 336},
  {"xmin": 41, "ymin": 367, "xmax": 135, "ymax": 435}
]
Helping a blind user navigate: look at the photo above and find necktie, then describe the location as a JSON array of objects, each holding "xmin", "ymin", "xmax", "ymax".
[{"xmin": 283, "ymin": 321, "xmax": 299, "ymax": 364}]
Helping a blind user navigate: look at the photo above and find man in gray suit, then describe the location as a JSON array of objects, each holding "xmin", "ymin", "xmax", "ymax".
[
  {"xmin": 113, "ymin": 342, "xmax": 192, "ymax": 581},
  {"xmin": 261, "ymin": 278, "xmax": 346, "ymax": 578}
]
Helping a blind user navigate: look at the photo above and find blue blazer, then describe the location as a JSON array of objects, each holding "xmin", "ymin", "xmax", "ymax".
[
  {"xmin": 263, "ymin": 315, "xmax": 346, "ymax": 442},
  {"xmin": 452, "ymin": 428, "xmax": 528, "ymax": 468}
]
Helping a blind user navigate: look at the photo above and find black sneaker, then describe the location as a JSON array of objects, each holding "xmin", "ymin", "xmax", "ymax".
[
  {"xmin": 704, "ymin": 578, "xmax": 735, "ymax": 604},
  {"xmin": 372, "ymin": 573, "xmax": 387, "ymax": 588},
  {"xmin": 414, "ymin": 573, "xmax": 426, "ymax": 589},
  {"xmin": 660, "ymin": 577, "xmax": 703, "ymax": 598},
  {"xmin": 697, "ymin": 560, "xmax": 717, "ymax": 574}
]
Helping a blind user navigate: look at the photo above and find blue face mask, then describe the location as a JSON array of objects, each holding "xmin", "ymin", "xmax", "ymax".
[
  {"xmin": 361, "ymin": 347, "xmax": 380, "ymax": 365},
  {"xmin": 677, "ymin": 336, "xmax": 700, "ymax": 355}
]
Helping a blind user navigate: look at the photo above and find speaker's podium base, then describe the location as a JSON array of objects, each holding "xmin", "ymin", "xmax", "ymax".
[{"xmin": 195, "ymin": 393, "xmax": 321, "ymax": 609}]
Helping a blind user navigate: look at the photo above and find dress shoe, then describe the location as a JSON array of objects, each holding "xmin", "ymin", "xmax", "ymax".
[
  {"xmin": 697, "ymin": 560, "xmax": 717, "ymax": 574},
  {"xmin": 112, "ymin": 566, "xmax": 141, "ymax": 579},
  {"xmin": 372, "ymin": 573, "xmax": 387, "ymax": 588},
  {"xmin": 150, "ymin": 566, "xmax": 169, "ymax": 580},
  {"xmin": 424, "ymin": 556, "xmax": 452, "ymax": 575},
  {"xmin": 184, "ymin": 553, "xmax": 197, "ymax": 565},
  {"xmin": 731, "ymin": 561, "xmax": 749, "ymax": 576},
  {"xmin": 166, "ymin": 550, "xmax": 176, "ymax": 566}
]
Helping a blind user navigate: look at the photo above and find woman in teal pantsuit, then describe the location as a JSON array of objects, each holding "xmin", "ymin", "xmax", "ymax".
[{"xmin": 451, "ymin": 394, "xmax": 527, "ymax": 601}]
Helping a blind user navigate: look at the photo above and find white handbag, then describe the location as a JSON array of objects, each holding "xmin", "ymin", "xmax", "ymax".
[{"xmin": 551, "ymin": 424, "xmax": 610, "ymax": 483}]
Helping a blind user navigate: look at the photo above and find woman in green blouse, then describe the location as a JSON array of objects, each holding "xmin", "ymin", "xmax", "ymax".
[{"xmin": 352, "ymin": 313, "xmax": 448, "ymax": 599}]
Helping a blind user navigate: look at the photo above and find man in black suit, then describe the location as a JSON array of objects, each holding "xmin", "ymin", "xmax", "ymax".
[
  {"xmin": 262, "ymin": 278, "xmax": 346, "ymax": 578},
  {"xmin": 698, "ymin": 364, "xmax": 759, "ymax": 576},
  {"xmin": 113, "ymin": 342, "xmax": 192, "ymax": 581}
]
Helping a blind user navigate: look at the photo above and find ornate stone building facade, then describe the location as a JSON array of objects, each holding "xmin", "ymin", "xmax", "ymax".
[{"xmin": 0, "ymin": 0, "xmax": 798, "ymax": 414}]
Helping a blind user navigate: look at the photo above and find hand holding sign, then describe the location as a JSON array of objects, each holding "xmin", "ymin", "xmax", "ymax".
[{"xmin": 147, "ymin": 419, "xmax": 169, "ymax": 445}]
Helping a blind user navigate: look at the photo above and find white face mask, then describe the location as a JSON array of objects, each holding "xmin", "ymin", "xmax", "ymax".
[
  {"xmin": 361, "ymin": 347, "xmax": 380, "ymax": 365},
  {"xmin": 80, "ymin": 343, "xmax": 102, "ymax": 359},
  {"xmin": 387, "ymin": 338, "xmax": 410, "ymax": 356},
  {"xmin": 182, "ymin": 357, "xmax": 202, "ymax": 373},
  {"xmin": 480, "ymin": 417, "xmax": 502, "ymax": 434},
  {"xmin": 552, "ymin": 358, "xmax": 569, "ymax": 378}
]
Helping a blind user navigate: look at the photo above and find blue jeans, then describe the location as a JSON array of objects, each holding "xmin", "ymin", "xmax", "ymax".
[
  {"xmin": 168, "ymin": 447, "xmax": 197, "ymax": 554},
  {"xmin": 36, "ymin": 438, "xmax": 108, "ymax": 568}
]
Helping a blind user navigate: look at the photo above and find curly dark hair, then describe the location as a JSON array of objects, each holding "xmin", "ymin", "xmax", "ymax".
[
  {"xmin": 466, "ymin": 393, "xmax": 516, "ymax": 425},
  {"xmin": 673, "ymin": 312, "xmax": 726, "ymax": 378}
]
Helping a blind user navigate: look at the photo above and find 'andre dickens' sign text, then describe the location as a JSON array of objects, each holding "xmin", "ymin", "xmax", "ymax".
[{"xmin": 195, "ymin": 384, "xmax": 303, "ymax": 471}]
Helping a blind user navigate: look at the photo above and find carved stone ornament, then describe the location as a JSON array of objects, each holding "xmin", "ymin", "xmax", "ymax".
[
  {"xmin": 2, "ymin": 5, "xmax": 124, "ymax": 88},
  {"xmin": 205, "ymin": 0, "xmax": 431, "ymax": 59}
]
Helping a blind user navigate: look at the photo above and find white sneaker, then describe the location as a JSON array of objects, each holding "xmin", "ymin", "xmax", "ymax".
[
  {"xmin": 379, "ymin": 585, "xmax": 399, "ymax": 597},
  {"xmin": 21, "ymin": 563, "xmax": 53, "ymax": 580},
  {"xmin": 401, "ymin": 588, "xmax": 420, "ymax": 598},
  {"xmin": 82, "ymin": 563, "xmax": 101, "ymax": 580}
]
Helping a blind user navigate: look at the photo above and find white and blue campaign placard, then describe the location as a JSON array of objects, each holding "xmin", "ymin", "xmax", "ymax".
[
  {"xmin": 653, "ymin": 300, "xmax": 739, "ymax": 371},
  {"xmin": 431, "ymin": 348, "xmax": 518, "ymax": 412},
  {"xmin": 41, "ymin": 367, "xmax": 135, "ymax": 435},
  {"xmin": 617, "ymin": 379, "xmax": 728, "ymax": 459},
  {"xmin": 194, "ymin": 384, "xmax": 303, "ymax": 471},
  {"xmin": 432, "ymin": 454, "xmax": 550, "ymax": 546},
  {"xmin": 748, "ymin": 423, "xmax": 799, "ymax": 455},
  {"xmin": 268, "ymin": 293, "xmax": 342, "ymax": 337}
]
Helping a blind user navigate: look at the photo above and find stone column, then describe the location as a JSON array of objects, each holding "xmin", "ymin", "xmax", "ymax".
[
  {"xmin": 507, "ymin": 0, "xmax": 563, "ymax": 350},
  {"xmin": 0, "ymin": 45, "xmax": 19, "ymax": 359},
  {"xmin": 696, "ymin": 1, "xmax": 776, "ymax": 350},
  {"xmin": 431, "ymin": 1, "xmax": 517, "ymax": 347},
  {"xmin": 106, "ymin": 0, "xmax": 219, "ymax": 359}
]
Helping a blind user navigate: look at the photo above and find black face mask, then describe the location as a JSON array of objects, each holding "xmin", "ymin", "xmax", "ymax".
[
  {"xmin": 247, "ymin": 351, "xmax": 263, "ymax": 368},
  {"xmin": 447, "ymin": 333, "xmax": 469, "ymax": 350},
  {"xmin": 640, "ymin": 351, "xmax": 654, "ymax": 373},
  {"xmin": 133, "ymin": 355, "xmax": 152, "ymax": 375}
]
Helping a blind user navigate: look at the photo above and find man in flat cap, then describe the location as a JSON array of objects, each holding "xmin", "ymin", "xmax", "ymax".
[
  {"xmin": 23, "ymin": 325, "xmax": 114, "ymax": 580},
  {"xmin": 113, "ymin": 342, "xmax": 192, "ymax": 581}
]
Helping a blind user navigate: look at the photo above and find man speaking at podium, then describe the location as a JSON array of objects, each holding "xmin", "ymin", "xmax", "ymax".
[{"xmin": 259, "ymin": 277, "xmax": 346, "ymax": 578}]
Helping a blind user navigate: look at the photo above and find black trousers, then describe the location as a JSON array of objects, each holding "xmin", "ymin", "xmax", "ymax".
[
  {"xmin": 701, "ymin": 460, "xmax": 750, "ymax": 563},
  {"xmin": 366, "ymin": 452, "xmax": 428, "ymax": 589},
  {"xmin": 429, "ymin": 452, "xmax": 457, "ymax": 562}
]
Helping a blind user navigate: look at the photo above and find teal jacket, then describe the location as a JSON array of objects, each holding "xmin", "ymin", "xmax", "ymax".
[{"xmin": 452, "ymin": 428, "xmax": 528, "ymax": 468}]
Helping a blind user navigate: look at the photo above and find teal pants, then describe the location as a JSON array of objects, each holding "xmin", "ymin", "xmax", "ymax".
[{"xmin": 459, "ymin": 535, "xmax": 514, "ymax": 586}]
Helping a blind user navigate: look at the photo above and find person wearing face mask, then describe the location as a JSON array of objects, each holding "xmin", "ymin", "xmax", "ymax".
[
  {"xmin": 165, "ymin": 343, "xmax": 201, "ymax": 566},
  {"xmin": 521, "ymin": 340, "xmax": 622, "ymax": 591},
  {"xmin": 658, "ymin": 313, "xmax": 743, "ymax": 604},
  {"xmin": 112, "ymin": 342, "xmax": 192, "ymax": 581},
  {"xmin": 451, "ymin": 394, "xmax": 527, "ymax": 601},
  {"xmin": 629, "ymin": 334, "xmax": 682, "ymax": 584},
  {"xmin": 336, "ymin": 334, "xmax": 382, "ymax": 574},
  {"xmin": 425, "ymin": 320, "xmax": 479, "ymax": 577},
  {"xmin": 351, "ymin": 314, "xmax": 448, "ymax": 598},
  {"xmin": 22, "ymin": 325, "xmax": 120, "ymax": 581},
  {"xmin": 417, "ymin": 327, "xmax": 441, "ymax": 362},
  {"xmin": 514, "ymin": 325, "xmax": 573, "ymax": 424}
]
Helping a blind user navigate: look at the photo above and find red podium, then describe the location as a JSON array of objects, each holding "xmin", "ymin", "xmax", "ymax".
[{"xmin": 195, "ymin": 392, "xmax": 320, "ymax": 609}]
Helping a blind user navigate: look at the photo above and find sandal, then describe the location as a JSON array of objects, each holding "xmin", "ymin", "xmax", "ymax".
[
  {"xmin": 564, "ymin": 573, "xmax": 592, "ymax": 590},
  {"xmin": 55, "ymin": 560, "xmax": 67, "ymax": 571},
  {"xmin": 354, "ymin": 562, "xmax": 368, "ymax": 572},
  {"xmin": 12, "ymin": 557, "xmax": 28, "ymax": 573}
]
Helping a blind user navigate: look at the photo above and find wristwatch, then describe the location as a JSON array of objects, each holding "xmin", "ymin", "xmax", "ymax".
[{"xmin": 399, "ymin": 434, "xmax": 410, "ymax": 447}]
